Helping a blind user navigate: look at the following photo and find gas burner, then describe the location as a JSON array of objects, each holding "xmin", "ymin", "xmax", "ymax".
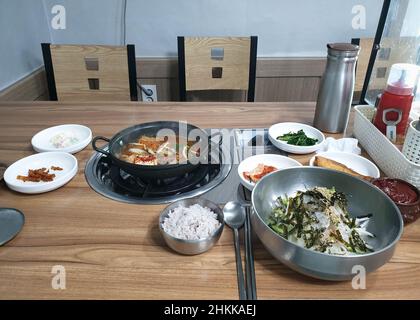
[
  {"xmin": 85, "ymin": 141, "xmax": 232, "ymax": 204},
  {"xmin": 110, "ymin": 162, "xmax": 218, "ymax": 197},
  {"xmin": 85, "ymin": 128, "xmax": 286, "ymax": 205}
]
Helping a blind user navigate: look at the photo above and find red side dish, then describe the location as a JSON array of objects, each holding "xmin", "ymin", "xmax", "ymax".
[
  {"xmin": 243, "ymin": 163, "xmax": 277, "ymax": 183},
  {"xmin": 372, "ymin": 178, "xmax": 418, "ymax": 204}
]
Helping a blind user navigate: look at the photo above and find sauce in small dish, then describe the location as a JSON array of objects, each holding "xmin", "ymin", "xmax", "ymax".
[
  {"xmin": 372, "ymin": 178, "xmax": 418, "ymax": 204},
  {"xmin": 372, "ymin": 178, "xmax": 420, "ymax": 224}
]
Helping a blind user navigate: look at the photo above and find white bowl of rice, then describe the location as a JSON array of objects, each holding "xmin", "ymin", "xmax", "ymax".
[{"xmin": 159, "ymin": 198, "xmax": 224, "ymax": 255}]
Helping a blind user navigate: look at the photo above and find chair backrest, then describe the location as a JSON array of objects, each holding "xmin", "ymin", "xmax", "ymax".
[
  {"xmin": 352, "ymin": 38, "xmax": 374, "ymax": 94},
  {"xmin": 177, "ymin": 36, "xmax": 258, "ymax": 102},
  {"xmin": 41, "ymin": 44, "xmax": 138, "ymax": 101}
]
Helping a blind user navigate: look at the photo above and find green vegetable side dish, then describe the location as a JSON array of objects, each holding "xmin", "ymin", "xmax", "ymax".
[
  {"xmin": 277, "ymin": 129, "xmax": 318, "ymax": 146},
  {"xmin": 267, "ymin": 187, "xmax": 374, "ymax": 255}
]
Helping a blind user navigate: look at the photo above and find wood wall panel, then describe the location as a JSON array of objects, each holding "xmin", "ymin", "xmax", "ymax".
[
  {"xmin": 256, "ymin": 58, "xmax": 326, "ymax": 77},
  {"xmin": 255, "ymin": 77, "xmax": 321, "ymax": 102},
  {"xmin": 137, "ymin": 78, "xmax": 179, "ymax": 102},
  {"xmin": 1, "ymin": 58, "xmax": 326, "ymax": 103},
  {"xmin": 137, "ymin": 57, "xmax": 325, "ymax": 102},
  {"xmin": 137, "ymin": 58, "xmax": 177, "ymax": 78},
  {"xmin": 0, "ymin": 67, "xmax": 47, "ymax": 101},
  {"xmin": 136, "ymin": 57, "xmax": 326, "ymax": 78}
]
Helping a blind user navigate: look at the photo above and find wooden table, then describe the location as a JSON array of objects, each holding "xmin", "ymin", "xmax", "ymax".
[{"xmin": 0, "ymin": 101, "xmax": 419, "ymax": 299}]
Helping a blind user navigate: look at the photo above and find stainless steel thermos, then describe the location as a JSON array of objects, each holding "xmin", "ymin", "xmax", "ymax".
[{"xmin": 313, "ymin": 43, "xmax": 360, "ymax": 133}]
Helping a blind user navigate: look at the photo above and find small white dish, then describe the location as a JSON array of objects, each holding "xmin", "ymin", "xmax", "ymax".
[
  {"xmin": 238, "ymin": 154, "xmax": 302, "ymax": 191},
  {"xmin": 3, "ymin": 152, "xmax": 78, "ymax": 194},
  {"xmin": 31, "ymin": 124, "xmax": 92, "ymax": 154},
  {"xmin": 268, "ymin": 122, "xmax": 325, "ymax": 154},
  {"xmin": 309, "ymin": 151, "xmax": 380, "ymax": 178}
]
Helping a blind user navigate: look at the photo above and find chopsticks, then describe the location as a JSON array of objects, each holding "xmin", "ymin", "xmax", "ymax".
[{"xmin": 244, "ymin": 204, "xmax": 257, "ymax": 300}]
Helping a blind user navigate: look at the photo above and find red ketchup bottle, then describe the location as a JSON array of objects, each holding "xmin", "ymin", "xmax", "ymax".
[{"xmin": 373, "ymin": 63, "xmax": 419, "ymax": 144}]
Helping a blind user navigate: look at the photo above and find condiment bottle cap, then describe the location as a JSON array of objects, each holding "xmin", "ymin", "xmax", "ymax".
[{"xmin": 386, "ymin": 63, "xmax": 420, "ymax": 96}]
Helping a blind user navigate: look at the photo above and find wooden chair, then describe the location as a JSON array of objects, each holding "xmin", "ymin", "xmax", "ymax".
[
  {"xmin": 41, "ymin": 44, "xmax": 138, "ymax": 101},
  {"xmin": 351, "ymin": 38, "xmax": 373, "ymax": 97},
  {"xmin": 177, "ymin": 36, "xmax": 258, "ymax": 102}
]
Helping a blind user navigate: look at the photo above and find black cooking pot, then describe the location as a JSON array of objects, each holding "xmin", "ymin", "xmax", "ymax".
[{"xmin": 92, "ymin": 121, "xmax": 219, "ymax": 180}]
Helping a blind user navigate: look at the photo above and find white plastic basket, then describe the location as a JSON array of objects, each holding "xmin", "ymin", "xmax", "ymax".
[
  {"xmin": 353, "ymin": 105, "xmax": 420, "ymax": 188},
  {"xmin": 402, "ymin": 120, "xmax": 420, "ymax": 164}
]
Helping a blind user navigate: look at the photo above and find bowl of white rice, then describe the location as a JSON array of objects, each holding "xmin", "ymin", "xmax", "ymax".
[{"xmin": 159, "ymin": 198, "xmax": 224, "ymax": 255}]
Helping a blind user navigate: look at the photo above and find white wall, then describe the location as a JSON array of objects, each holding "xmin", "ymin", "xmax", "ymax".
[
  {"xmin": 44, "ymin": 0, "xmax": 383, "ymax": 57},
  {"xmin": 0, "ymin": 0, "xmax": 50, "ymax": 90},
  {"xmin": 1, "ymin": 0, "xmax": 383, "ymax": 90},
  {"xmin": 45, "ymin": 0, "xmax": 126, "ymax": 45},
  {"xmin": 126, "ymin": 0, "xmax": 383, "ymax": 57},
  {"xmin": 401, "ymin": 0, "xmax": 420, "ymax": 37}
]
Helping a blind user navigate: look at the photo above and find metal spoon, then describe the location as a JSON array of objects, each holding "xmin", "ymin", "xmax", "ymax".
[{"xmin": 223, "ymin": 201, "xmax": 247, "ymax": 300}]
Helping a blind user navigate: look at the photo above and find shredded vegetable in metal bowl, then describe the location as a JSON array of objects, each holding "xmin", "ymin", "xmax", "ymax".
[{"xmin": 268, "ymin": 187, "xmax": 374, "ymax": 255}]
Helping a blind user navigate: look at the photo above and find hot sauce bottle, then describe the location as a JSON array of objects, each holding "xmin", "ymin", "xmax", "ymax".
[{"xmin": 373, "ymin": 63, "xmax": 419, "ymax": 144}]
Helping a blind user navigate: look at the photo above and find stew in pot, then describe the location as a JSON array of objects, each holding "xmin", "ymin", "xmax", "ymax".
[{"xmin": 119, "ymin": 135, "xmax": 200, "ymax": 166}]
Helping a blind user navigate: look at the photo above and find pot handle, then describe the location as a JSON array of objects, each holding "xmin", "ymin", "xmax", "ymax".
[{"xmin": 92, "ymin": 136, "xmax": 111, "ymax": 157}]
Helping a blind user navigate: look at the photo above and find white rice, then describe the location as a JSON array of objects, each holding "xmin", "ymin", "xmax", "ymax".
[{"xmin": 162, "ymin": 204, "xmax": 221, "ymax": 240}]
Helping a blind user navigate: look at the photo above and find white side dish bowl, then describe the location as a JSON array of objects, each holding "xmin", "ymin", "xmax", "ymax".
[
  {"xmin": 268, "ymin": 122, "xmax": 325, "ymax": 154},
  {"xmin": 31, "ymin": 124, "xmax": 92, "ymax": 154},
  {"xmin": 3, "ymin": 152, "xmax": 78, "ymax": 194},
  {"xmin": 309, "ymin": 151, "xmax": 380, "ymax": 179},
  {"xmin": 238, "ymin": 154, "xmax": 302, "ymax": 191}
]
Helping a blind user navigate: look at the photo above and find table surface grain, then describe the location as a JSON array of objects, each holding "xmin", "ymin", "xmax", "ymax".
[{"xmin": 0, "ymin": 101, "xmax": 419, "ymax": 299}]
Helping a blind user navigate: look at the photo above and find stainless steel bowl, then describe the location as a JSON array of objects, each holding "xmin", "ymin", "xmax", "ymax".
[
  {"xmin": 159, "ymin": 198, "xmax": 224, "ymax": 255},
  {"xmin": 251, "ymin": 167, "xmax": 403, "ymax": 281}
]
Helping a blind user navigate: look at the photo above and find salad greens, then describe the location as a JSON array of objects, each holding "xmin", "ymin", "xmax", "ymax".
[
  {"xmin": 277, "ymin": 129, "xmax": 318, "ymax": 146},
  {"xmin": 267, "ymin": 187, "xmax": 374, "ymax": 255}
]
